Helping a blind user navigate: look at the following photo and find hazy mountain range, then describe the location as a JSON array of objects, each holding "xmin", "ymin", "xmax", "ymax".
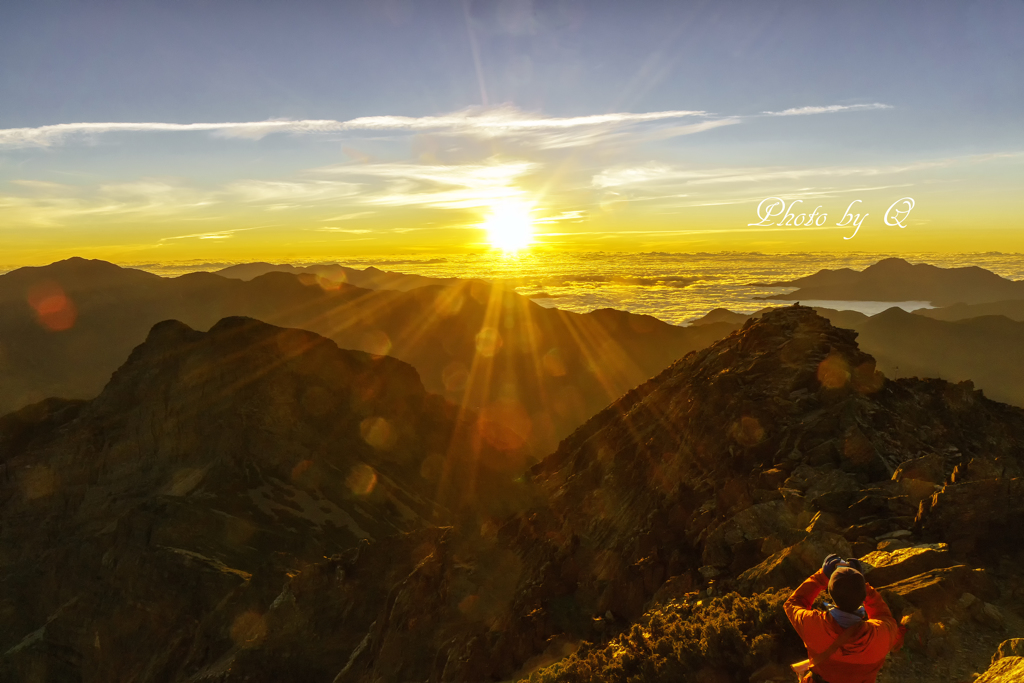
[
  {"xmin": 757, "ymin": 257, "xmax": 1024, "ymax": 306},
  {"xmin": 0, "ymin": 258, "xmax": 735, "ymax": 458}
]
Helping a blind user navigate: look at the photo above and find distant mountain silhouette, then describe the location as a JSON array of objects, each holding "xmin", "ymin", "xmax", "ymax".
[
  {"xmin": 687, "ymin": 307, "xmax": 752, "ymax": 326},
  {"xmin": 914, "ymin": 298, "xmax": 1024, "ymax": 322},
  {"xmin": 852, "ymin": 307, "xmax": 1024, "ymax": 406},
  {"xmin": 689, "ymin": 305, "xmax": 869, "ymax": 330},
  {"xmin": 0, "ymin": 258, "xmax": 736, "ymax": 455},
  {"xmin": 216, "ymin": 261, "xmax": 459, "ymax": 291},
  {"xmin": 756, "ymin": 257, "xmax": 1024, "ymax": 306}
]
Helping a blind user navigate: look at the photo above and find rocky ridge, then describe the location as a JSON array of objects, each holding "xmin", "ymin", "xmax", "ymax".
[
  {"xmin": 3, "ymin": 305, "xmax": 1023, "ymax": 682},
  {"xmin": 0, "ymin": 316, "xmax": 518, "ymax": 682},
  {"xmin": 125, "ymin": 305, "xmax": 1024, "ymax": 682}
]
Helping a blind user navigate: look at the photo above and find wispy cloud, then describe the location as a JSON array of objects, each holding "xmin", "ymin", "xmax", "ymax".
[
  {"xmin": 0, "ymin": 106, "xmax": 711, "ymax": 149},
  {"xmin": 592, "ymin": 158, "xmax": 959, "ymax": 190},
  {"xmin": 319, "ymin": 159, "xmax": 539, "ymax": 210},
  {"xmin": 321, "ymin": 211, "xmax": 374, "ymax": 221},
  {"xmin": 761, "ymin": 103, "xmax": 892, "ymax": 116},
  {"xmin": 0, "ymin": 102, "xmax": 891, "ymax": 150},
  {"xmin": 159, "ymin": 226, "xmax": 269, "ymax": 241},
  {"xmin": 225, "ymin": 179, "xmax": 361, "ymax": 205}
]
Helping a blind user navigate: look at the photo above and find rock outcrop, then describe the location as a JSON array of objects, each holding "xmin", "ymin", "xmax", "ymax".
[
  {"xmin": 3, "ymin": 304, "xmax": 1023, "ymax": 683},
  {"xmin": 0, "ymin": 317, "xmax": 512, "ymax": 682},
  {"xmin": 246, "ymin": 305, "xmax": 1024, "ymax": 683}
]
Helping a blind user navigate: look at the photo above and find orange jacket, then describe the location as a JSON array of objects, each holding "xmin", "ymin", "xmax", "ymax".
[{"xmin": 784, "ymin": 569, "xmax": 900, "ymax": 683}]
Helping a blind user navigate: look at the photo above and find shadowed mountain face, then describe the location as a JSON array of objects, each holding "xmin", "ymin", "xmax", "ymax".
[
  {"xmin": 7, "ymin": 306, "xmax": 1012, "ymax": 682},
  {"xmin": 0, "ymin": 258, "xmax": 735, "ymax": 456},
  {"xmin": 759, "ymin": 257, "xmax": 1024, "ymax": 306},
  {"xmin": 0, "ymin": 316, "xmax": 526, "ymax": 682},
  {"xmin": 915, "ymin": 298, "xmax": 1024, "ymax": 322},
  {"xmin": 852, "ymin": 308, "xmax": 1024, "ymax": 407}
]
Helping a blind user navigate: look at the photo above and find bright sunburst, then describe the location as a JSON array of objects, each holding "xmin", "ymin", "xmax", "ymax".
[{"xmin": 481, "ymin": 199, "xmax": 535, "ymax": 252}]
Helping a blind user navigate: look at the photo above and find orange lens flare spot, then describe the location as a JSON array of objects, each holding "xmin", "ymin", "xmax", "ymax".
[
  {"xmin": 433, "ymin": 289, "xmax": 465, "ymax": 318},
  {"xmin": 360, "ymin": 417, "xmax": 396, "ymax": 451},
  {"xmin": 346, "ymin": 463, "xmax": 378, "ymax": 496},
  {"xmin": 817, "ymin": 354, "xmax": 851, "ymax": 389},
  {"xmin": 442, "ymin": 362, "xmax": 469, "ymax": 392},
  {"xmin": 290, "ymin": 459, "xmax": 314, "ymax": 482},
  {"xmin": 419, "ymin": 453, "xmax": 444, "ymax": 481},
  {"xmin": 27, "ymin": 282, "xmax": 77, "ymax": 331},
  {"xmin": 475, "ymin": 327, "xmax": 503, "ymax": 358},
  {"xmin": 478, "ymin": 399, "xmax": 532, "ymax": 451},
  {"xmin": 230, "ymin": 611, "xmax": 267, "ymax": 648},
  {"xmin": 361, "ymin": 330, "xmax": 392, "ymax": 357},
  {"xmin": 730, "ymin": 416, "xmax": 765, "ymax": 447},
  {"xmin": 458, "ymin": 594, "xmax": 480, "ymax": 616},
  {"xmin": 542, "ymin": 348, "xmax": 567, "ymax": 377},
  {"xmin": 22, "ymin": 465, "xmax": 57, "ymax": 500}
]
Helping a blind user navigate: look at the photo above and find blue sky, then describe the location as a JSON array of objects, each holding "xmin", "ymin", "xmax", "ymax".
[{"xmin": 1, "ymin": 0, "xmax": 1022, "ymax": 261}]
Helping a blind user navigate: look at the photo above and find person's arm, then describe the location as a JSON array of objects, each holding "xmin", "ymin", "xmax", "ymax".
[
  {"xmin": 785, "ymin": 569, "xmax": 829, "ymax": 633},
  {"xmin": 863, "ymin": 582, "xmax": 899, "ymax": 642}
]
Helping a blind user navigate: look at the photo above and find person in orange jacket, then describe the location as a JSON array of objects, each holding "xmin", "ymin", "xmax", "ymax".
[{"xmin": 784, "ymin": 554, "xmax": 902, "ymax": 683}]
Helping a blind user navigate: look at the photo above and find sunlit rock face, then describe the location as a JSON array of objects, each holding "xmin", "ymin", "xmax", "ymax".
[{"xmin": 0, "ymin": 316, "xmax": 518, "ymax": 682}]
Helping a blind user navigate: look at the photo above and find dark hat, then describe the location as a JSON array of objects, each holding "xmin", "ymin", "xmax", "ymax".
[{"xmin": 829, "ymin": 566, "xmax": 867, "ymax": 613}]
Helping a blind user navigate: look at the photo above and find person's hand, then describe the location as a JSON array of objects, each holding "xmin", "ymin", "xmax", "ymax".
[
  {"xmin": 822, "ymin": 554, "xmax": 844, "ymax": 578},
  {"xmin": 845, "ymin": 558, "xmax": 866, "ymax": 574}
]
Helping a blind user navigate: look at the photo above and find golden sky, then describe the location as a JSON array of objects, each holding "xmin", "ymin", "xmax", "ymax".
[{"xmin": 3, "ymin": 2, "xmax": 1023, "ymax": 266}]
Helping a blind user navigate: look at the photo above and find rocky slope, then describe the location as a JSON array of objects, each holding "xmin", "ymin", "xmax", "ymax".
[
  {"xmin": 0, "ymin": 258, "xmax": 734, "ymax": 455},
  {"xmin": 0, "ymin": 316, "xmax": 518, "ymax": 682},
  {"xmin": 4, "ymin": 305, "xmax": 1022, "ymax": 683},
  {"xmin": 64, "ymin": 303, "xmax": 1015, "ymax": 683},
  {"xmin": 692, "ymin": 304, "xmax": 1024, "ymax": 409}
]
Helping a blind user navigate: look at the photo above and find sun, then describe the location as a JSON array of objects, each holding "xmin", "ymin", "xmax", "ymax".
[{"xmin": 481, "ymin": 199, "xmax": 535, "ymax": 252}]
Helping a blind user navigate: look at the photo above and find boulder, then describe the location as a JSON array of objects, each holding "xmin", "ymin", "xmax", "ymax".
[
  {"xmin": 994, "ymin": 639, "xmax": 1024, "ymax": 662},
  {"xmin": 899, "ymin": 478, "xmax": 941, "ymax": 508},
  {"xmin": 876, "ymin": 539, "xmax": 911, "ymax": 551},
  {"xmin": 916, "ymin": 478, "xmax": 1024, "ymax": 555},
  {"xmin": 952, "ymin": 456, "xmax": 1022, "ymax": 483},
  {"xmin": 858, "ymin": 544, "xmax": 954, "ymax": 587},
  {"xmin": 881, "ymin": 565, "xmax": 972, "ymax": 619},
  {"xmin": 972, "ymin": 602, "xmax": 1006, "ymax": 630},
  {"xmin": 805, "ymin": 511, "xmax": 839, "ymax": 533},
  {"xmin": 892, "ymin": 453, "xmax": 946, "ymax": 485},
  {"xmin": 803, "ymin": 467, "xmax": 860, "ymax": 504},
  {"xmin": 738, "ymin": 531, "xmax": 852, "ymax": 591},
  {"xmin": 974, "ymin": 656, "xmax": 1024, "ymax": 682},
  {"xmin": 756, "ymin": 468, "xmax": 789, "ymax": 490},
  {"xmin": 701, "ymin": 501, "xmax": 800, "ymax": 567}
]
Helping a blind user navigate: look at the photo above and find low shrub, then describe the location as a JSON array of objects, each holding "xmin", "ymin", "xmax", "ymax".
[{"xmin": 524, "ymin": 590, "xmax": 805, "ymax": 683}]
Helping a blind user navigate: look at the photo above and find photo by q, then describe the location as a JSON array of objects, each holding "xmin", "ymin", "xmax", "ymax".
[{"xmin": 748, "ymin": 197, "xmax": 917, "ymax": 239}]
